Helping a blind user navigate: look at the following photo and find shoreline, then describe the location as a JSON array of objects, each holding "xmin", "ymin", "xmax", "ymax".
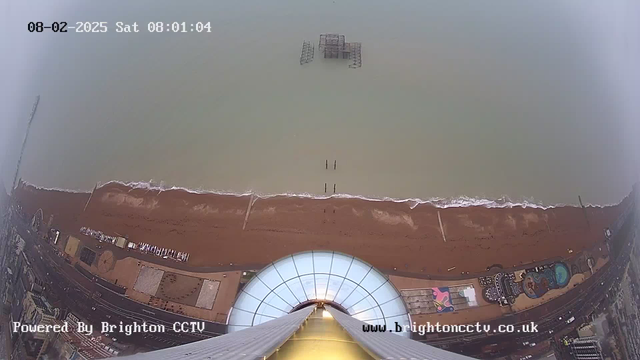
[
  {"xmin": 15, "ymin": 179, "xmax": 626, "ymax": 209},
  {"xmin": 12, "ymin": 180, "xmax": 633, "ymax": 277}
]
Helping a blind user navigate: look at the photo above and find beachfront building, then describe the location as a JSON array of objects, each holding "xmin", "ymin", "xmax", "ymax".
[
  {"xmin": 121, "ymin": 251, "xmax": 473, "ymax": 360},
  {"xmin": 21, "ymin": 292, "xmax": 59, "ymax": 358},
  {"xmin": 227, "ymin": 251, "xmax": 412, "ymax": 336},
  {"xmin": 121, "ymin": 306, "xmax": 474, "ymax": 360},
  {"xmin": 570, "ymin": 337, "xmax": 604, "ymax": 360}
]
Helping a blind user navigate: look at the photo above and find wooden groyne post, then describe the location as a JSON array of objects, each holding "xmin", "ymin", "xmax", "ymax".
[
  {"xmin": 438, "ymin": 211, "xmax": 447, "ymax": 242},
  {"xmin": 83, "ymin": 183, "xmax": 99, "ymax": 213},
  {"xmin": 578, "ymin": 195, "xmax": 590, "ymax": 229}
]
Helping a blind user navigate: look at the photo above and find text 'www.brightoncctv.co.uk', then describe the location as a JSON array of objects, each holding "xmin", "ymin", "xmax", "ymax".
[{"xmin": 363, "ymin": 322, "xmax": 539, "ymax": 336}]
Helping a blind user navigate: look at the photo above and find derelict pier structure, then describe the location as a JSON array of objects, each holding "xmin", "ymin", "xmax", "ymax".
[
  {"xmin": 299, "ymin": 33, "xmax": 362, "ymax": 68},
  {"xmin": 300, "ymin": 41, "xmax": 315, "ymax": 65}
]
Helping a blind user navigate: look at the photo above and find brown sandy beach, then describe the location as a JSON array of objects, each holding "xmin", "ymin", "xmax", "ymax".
[{"xmin": 13, "ymin": 182, "xmax": 632, "ymax": 276}]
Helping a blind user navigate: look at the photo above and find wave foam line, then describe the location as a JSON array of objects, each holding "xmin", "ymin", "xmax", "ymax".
[
  {"xmin": 17, "ymin": 181, "xmax": 88, "ymax": 194},
  {"xmin": 99, "ymin": 181, "xmax": 572, "ymax": 209},
  {"xmin": 20, "ymin": 179, "xmax": 621, "ymax": 209}
]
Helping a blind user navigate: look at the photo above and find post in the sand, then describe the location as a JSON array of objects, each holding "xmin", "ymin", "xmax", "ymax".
[{"xmin": 578, "ymin": 195, "xmax": 590, "ymax": 228}]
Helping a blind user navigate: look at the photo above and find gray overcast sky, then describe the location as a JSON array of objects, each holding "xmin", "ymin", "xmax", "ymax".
[{"xmin": 1, "ymin": 1, "xmax": 639, "ymax": 202}]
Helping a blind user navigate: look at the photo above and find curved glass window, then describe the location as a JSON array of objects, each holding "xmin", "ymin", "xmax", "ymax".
[{"xmin": 228, "ymin": 251, "xmax": 411, "ymax": 337}]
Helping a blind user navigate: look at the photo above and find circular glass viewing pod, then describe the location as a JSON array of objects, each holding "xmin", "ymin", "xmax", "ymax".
[{"xmin": 227, "ymin": 251, "xmax": 411, "ymax": 337}]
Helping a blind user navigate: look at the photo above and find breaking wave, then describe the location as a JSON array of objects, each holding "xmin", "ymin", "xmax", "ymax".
[
  {"xmin": 18, "ymin": 179, "xmax": 621, "ymax": 210},
  {"xmin": 17, "ymin": 181, "xmax": 87, "ymax": 194}
]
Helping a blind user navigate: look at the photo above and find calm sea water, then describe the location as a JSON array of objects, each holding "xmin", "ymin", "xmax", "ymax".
[{"xmin": 2, "ymin": 1, "xmax": 639, "ymax": 205}]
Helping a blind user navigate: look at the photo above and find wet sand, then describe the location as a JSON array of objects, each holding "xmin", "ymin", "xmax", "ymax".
[{"xmin": 13, "ymin": 181, "xmax": 632, "ymax": 276}]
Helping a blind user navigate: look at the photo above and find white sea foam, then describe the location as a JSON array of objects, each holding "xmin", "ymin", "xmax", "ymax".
[
  {"xmin": 17, "ymin": 181, "xmax": 87, "ymax": 194},
  {"xmin": 18, "ymin": 179, "xmax": 622, "ymax": 209},
  {"xmin": 97, "ymin": 181, "xmax": 578, "ymax": 209}
]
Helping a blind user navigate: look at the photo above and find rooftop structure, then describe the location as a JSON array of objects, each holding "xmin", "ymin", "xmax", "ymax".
[
  {"xmin": 24, "ymin": 291, "xmax": 54, "ymax": 319},
  {"xmin": 570, "ymin": 337, "xmax": 604, "ymax": 360},
  {"xmin": 119, "ymin": 251, "xmax": 474, "ymax": 359},
  {"xmin": 227, "ymin": 251, "xmax": 411, "ymax": 337},
  {"xmin": 121, "ymin": 305, "xmax": 473, "ymax": 360},
  {"xmin": 21, "ymin": 292, "xmax": 58, "ymax": 357}
]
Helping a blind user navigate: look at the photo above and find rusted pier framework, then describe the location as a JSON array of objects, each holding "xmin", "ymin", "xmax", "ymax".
[
  {"xmin": 349, "ymin": 42, "xmax": 362, "ymax": 68},
  {"xmin": 300, "ymin": 41, "xmax": 314, "ymax": 65},
  {"xmin": 319, "ymin": 34, "xmax": 349, "ymax": 59},
  {"xmin": 318, "ymin": 34, "xmax": 362, "ymax": 68}
]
